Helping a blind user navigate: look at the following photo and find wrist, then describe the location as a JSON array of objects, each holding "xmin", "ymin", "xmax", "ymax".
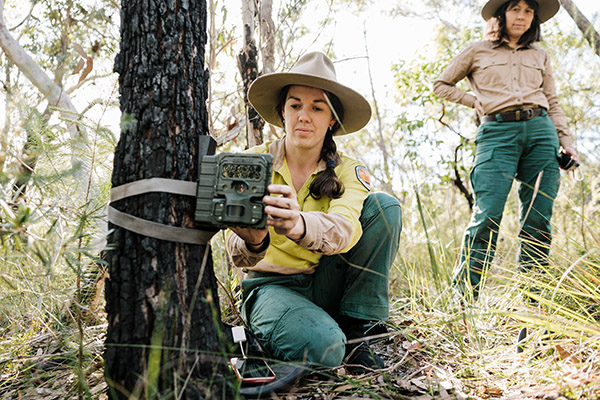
[
  {"xmin": 246, "ymin": 234, "xmax": 270, "ymax": 253},
  {"xmin": 286, "ymin": 215, "xmax": 306, "ymax": 241}
]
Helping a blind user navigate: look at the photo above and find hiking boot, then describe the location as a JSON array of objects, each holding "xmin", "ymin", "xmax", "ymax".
[{"xmin": 340, "ymin": 318, "xmax": 386, "ymax": 374}]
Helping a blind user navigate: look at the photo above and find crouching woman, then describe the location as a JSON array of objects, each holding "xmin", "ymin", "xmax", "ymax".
[{"xmin": 227, "ymin": 51, "xmax": 402, "ymax": 372}]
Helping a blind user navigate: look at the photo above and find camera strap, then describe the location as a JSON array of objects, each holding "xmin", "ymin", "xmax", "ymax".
[{"xmin": 108, "ymin": 177, "xmax": 217, "ymax": 245}]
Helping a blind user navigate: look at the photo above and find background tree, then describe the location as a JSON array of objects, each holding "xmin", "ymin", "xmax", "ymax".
[
  {"xmin": 0, "ymin": 0, "xmax": 117, "ymax": 195},
  {"xmin": 104, "ymin": 0, "xmax": 231, "ymax": 398}
]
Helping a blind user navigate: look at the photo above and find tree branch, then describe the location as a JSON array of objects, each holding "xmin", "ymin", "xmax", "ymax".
[{"xmin": 559, "ymin": 0, "xmax": 600, "ymax": 57}]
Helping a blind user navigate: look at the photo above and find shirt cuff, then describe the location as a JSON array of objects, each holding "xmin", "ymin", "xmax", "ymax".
[
  {"xmin": 558, "ymin": 134, "xmax": 573, "ymax": 149},
  {"xmin": 291, "ymin": 212, "xmax": 321, "ymax": 250},
  {"xmin": 461, "ymin": 93, "xmax": 476, "ymax": 109}
]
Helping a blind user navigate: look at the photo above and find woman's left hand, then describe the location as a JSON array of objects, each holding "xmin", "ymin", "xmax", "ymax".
[
  {"xmin": 263, "ymin": 184, "xmax": 305, "ymax": 240},
  {"xmin": 562, "ymin": 146, "xmax": 580, "ymax": 171}
]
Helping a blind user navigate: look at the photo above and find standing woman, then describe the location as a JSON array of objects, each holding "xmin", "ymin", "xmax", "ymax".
[
  {"xmin": 227, "ymin": 52, "xmax": 402, "ymax": 371},
  {"xmin": 433, "ymin": 0, "xmax": 579, "ymax": 301}
]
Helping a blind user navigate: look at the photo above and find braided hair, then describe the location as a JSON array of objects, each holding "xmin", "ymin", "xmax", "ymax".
[{"xmin": 276, "ymin": 86, "xmax": 346, "ymax": 199}]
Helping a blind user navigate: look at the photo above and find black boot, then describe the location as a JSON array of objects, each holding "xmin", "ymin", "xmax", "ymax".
[{"xmin": 340, "ymin": 317, "xmax": 386, "ymax": 374}]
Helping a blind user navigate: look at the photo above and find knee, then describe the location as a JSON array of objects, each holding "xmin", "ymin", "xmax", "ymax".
[
  {"xmin": 267, "ymin": 307, "xmax": 346, "ymax": 367},
  {"xmin": 363, "ymin": 192, "xmax": 402, "ymax": 233}
]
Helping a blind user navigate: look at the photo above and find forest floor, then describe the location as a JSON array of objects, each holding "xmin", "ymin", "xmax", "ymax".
[{"xmin": 2, "ymin": 298, "xmax": 599, "ymax": 400}]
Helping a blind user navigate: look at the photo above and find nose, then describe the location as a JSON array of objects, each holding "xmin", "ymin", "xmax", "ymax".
[{"xmin": 298, "ymin": 109, "xmax": 310, "ymax": 122}]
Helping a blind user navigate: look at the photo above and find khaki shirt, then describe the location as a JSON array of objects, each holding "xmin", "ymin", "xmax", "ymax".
[
  {"xmin": 227, "ymin": 137, "xmax": 371, "ymax": 274},
  {"xmin": 433, "ymin": 40, "xmax": 572, "ymax": 148}
]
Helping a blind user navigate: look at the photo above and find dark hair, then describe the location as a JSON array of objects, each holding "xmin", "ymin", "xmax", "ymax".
[
  {"xmin": 485, "ymin": 0, "xmax": 542, "ymax": 46},
  {"xmin": 276, "ymin": 85, "xmax": 345, "ymax": 199}
]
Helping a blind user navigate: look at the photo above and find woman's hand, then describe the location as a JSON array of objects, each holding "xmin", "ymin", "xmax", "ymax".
[
  {"xmin": 263, "ymin": 184, "xmax": 305, "ymax": 240},
  {"xmin": 229, "ymin": 226, "xmax": 269, "ymax": 250},
  {"xmin": 474, "ymin": 99, "xmax": 485, "ymax": 116},
  {"xmin": 562, "ymin": 147, "xmax": 580, "ymax": 170}
]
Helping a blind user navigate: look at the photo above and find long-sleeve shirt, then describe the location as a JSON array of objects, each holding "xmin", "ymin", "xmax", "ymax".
[
  {"xmin": 433, "ymin": 40, "xmax": 572, "ymax": 149},
  {"xmin": 227, "ymin": 137, "xmax": 370, "ymax": 274}
]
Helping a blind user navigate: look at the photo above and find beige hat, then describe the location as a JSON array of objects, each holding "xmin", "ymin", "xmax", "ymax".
[
  {"xmin": 481, "ymin": 0, "xmax": 560, "ymax": 23},
  {"xmin": 247, "ymin": 51, "xmax": 371, "ymax": 136}
]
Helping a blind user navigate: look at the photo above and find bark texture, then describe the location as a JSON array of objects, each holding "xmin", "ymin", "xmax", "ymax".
[
  {"xmin": 105, "ymin": 0, "xmax": 230, "ymax": 398},
  {"xmin": 238, "ymin": 0, "xmax": 264, "ymax": 148}
]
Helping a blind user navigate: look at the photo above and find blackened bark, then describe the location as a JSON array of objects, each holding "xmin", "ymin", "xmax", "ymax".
[{"xmin": 105, "ymin": 0, "xmax": 231, "ymax": 398}]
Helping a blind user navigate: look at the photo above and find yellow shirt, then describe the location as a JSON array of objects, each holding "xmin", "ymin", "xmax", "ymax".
[
  {"xmin": 433, "ymin": 40, "xmax": 572, "ymax": 148},
  {"xmin": 227, "ymin": 137, "xmax": 371, "ymax": 274}
]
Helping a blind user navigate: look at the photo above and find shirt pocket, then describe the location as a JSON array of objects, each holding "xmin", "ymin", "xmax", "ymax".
[
  {"xmin": 477, "ymin": 54, "xmax": 509, "ymax": 87},
  {"xmin": 520, "ymin": 59, "xmax": 544, "ymax": 88}
]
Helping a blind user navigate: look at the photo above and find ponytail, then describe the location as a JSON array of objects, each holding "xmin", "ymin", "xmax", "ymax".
[{"xmin": 309, "ymin": 131, "xmax": 345, "ymax": 199}]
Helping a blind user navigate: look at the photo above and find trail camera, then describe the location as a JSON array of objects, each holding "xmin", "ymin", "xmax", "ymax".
[{"xmin": 195, "ymin": 153, "xmax": 273, "ymax": 229}]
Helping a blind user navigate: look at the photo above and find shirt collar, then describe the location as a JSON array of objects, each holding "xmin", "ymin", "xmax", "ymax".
[
  {"xmin": 269, "ymin": 136, "xmax": 342, "ymax": 172},
  {"xmin": 491, "ymin": 39, "xmax": 532, "ymax": 50}
]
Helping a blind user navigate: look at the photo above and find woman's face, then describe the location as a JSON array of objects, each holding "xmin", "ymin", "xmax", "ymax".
[
  {"xmin": 504, "ymin": 0, "xmax": 534, "ymax": 41},
  {"xmin": 282, "ymin": 85, "xmax": 336, "ymax": 152}
]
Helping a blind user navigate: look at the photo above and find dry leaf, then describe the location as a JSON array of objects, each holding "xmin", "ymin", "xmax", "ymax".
[
  {"xmin": 73, "ymin": 43, "xmax": 88, "ymax": 58},
  {"xmin": 72, "ymin": 58, "xmax": 85, "ymax": 75},
  {"xmin": 79, "ymin": 57, "xmax": 93, "ymax": 83},
  {"xmin": 476, "ymin": 384, "xmax": 503, "ymax": 398},
  {"xmin": 554, "ymin": 344, "xmax": 580, "ymax": 363}
]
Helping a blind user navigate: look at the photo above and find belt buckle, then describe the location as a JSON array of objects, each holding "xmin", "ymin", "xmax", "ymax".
[{"xmin": 518, "ymin": 108, "xmax": 534, "ymax": 121}]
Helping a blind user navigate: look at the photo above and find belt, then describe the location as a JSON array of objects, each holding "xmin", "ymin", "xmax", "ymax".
[{"xmin": 481, "ymin": 107, "xmax": 544, "ymax": 123}]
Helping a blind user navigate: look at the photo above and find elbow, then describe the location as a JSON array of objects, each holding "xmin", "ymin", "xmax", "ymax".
[{"xmin": 432, "ymin": 80, "xmax": 445, "ymax": 98}]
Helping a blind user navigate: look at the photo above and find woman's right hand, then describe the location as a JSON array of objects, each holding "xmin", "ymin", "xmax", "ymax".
[{"xmin": 263, "ymin": 184, "xmax": 305, "ymax": 240}]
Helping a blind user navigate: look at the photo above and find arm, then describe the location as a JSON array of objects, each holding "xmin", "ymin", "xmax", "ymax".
[
  {"xmin": 294, "ymin": 163, "xmax": 368, "ymax": 255},
  {"xmin": 540, "ymin": 52, "xmax": 579, "ymax": 164},
  {"xmin": 432, "ymin": 45, "xmax": 478, "ymax": 109}
]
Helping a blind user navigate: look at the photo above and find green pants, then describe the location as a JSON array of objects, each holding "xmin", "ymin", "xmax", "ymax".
[
  {"xmin": 240, "ymin": 192, "xmax": 402, "ymax": 367},
  {"xmin": 455, "ymin": 111, "xmax": 560, "ymax": 299}
]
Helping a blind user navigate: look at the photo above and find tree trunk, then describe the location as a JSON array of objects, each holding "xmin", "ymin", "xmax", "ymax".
[
  {"xmin": 238, "ymin": 0, "xmax": 264, "ymax": 148},
  {"xmin": 105, "ymin": 0, "xmax": 231, "ymax": 398},
  {"xmin": 259, "ymin": 0, "xmax": 275, "ymax": 74},
  {"xmin": 560, "ymin": 0, "xmax": 600, "ymax": 57}
]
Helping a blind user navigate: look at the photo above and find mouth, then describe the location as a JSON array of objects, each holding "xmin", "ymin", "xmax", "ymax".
[{"xmin": 295, "ymin": 126, "xmax": 312, "ymax": 135}]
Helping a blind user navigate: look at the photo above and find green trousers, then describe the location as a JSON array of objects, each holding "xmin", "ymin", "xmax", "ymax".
[
  {"xmin": 240, "ymin": 192, "xmax": 402, "ymax": 367},
  {"xmin": 454, "ymin": 111, "xmax": 560, "ymax": 299}
]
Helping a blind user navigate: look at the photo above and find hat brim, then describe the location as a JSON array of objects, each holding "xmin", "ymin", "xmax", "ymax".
[
  {"xmin": 248, "ymin": 72, "xmax": 371, "ymax": 136},
  {"xmin": 481, "ymin": 0, "xmax": 559, "ymax": 23}
]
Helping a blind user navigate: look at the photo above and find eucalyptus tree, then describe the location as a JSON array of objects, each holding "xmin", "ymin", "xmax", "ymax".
[
  {"xmin": 105, "ymin": 0, "xmax": 232, "ymax": 398},
  {"xmin": 0, "ymin": 0, "xmax": 118, "ymax": 195}
]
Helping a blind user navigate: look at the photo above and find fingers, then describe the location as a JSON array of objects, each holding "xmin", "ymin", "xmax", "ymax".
[{"xmin": 262, "ymin": 184, "xmax": 304, "ymax": 237}]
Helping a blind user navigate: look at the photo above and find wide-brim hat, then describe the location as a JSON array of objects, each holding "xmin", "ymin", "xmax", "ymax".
[
  {"xmin": 247, "ymin": 51, "xmax": 372, "ymax": 136},
  {"xmin": 481, "ymin": 0, "xmax": 560, "ymax": 23}
]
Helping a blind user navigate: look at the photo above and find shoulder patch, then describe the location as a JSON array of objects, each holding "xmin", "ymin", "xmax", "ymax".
[{"xmin": 355, "ymin": 166, "xmax": 371, "ymax": 191}]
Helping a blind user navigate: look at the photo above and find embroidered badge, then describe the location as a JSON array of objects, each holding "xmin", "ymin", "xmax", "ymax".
[{"xmin": 355, "ymin": 166, "xmax": 371, "ymax": 191}]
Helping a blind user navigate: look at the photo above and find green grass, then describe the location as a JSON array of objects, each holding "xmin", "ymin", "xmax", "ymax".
[{"xmin": 1, "ymin": 124, "xmax": 599, "ymax": 399}]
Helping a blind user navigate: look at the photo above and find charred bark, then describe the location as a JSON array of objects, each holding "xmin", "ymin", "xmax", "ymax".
[{"xmin": 105, "ymin": 0, "xmax": 231, "ymax": 398}]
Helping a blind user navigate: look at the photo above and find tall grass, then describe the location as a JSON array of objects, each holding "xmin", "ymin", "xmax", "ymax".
[{"xmin": 383, "ymin": 165, "xmax": 600, "ymax": 399}]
